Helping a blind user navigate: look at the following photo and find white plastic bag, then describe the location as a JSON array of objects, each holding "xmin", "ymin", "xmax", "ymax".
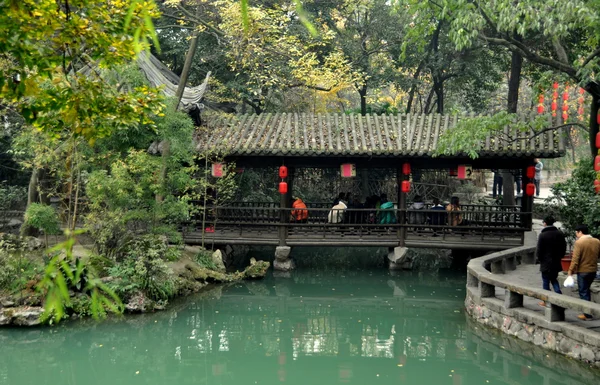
[{"xmin": 564, "ymin": 275, "xmax": 575, "ymax": 288}]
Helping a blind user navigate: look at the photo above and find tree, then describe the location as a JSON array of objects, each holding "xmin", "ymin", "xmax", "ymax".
[
  {"xmin": 305, "ymin": 0, "xmax": 408, "ymax": 115},
  {"xmin": 157, "ymin": 0, "xmax": 359, "ymax": 114},
  {"xmin": 443, "ymin": 0, "xmax": 600, "ymax": 157}
]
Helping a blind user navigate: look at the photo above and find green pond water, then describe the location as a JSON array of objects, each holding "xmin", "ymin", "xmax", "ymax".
[{"xmin": 0, "ymin": 269, "xmax": 598, "ymax": 385}]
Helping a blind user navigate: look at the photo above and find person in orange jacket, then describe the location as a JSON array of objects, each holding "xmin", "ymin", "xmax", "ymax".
[{"xmin": 291, "ymin": 196, "xmax": 308, "ymax": 223}]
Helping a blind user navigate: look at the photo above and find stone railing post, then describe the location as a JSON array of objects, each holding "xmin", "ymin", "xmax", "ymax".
[
  {"xmin": 491, "ymin": 260, "xmax": 505, "ymax": 274},
  {"xmin": 467, "ymin": 272, "xmax": 479, "ymax": 288},
  {"xmin": 504, "ymin": 290, "xmax": 523, "ymax": 309},
  {"xmin": 480, "ymin": 281, "xmax": 495, "ymax": 298},
  {"xmin": 546, "ymin": 303, "xmax": 565, "ymax": 322}
]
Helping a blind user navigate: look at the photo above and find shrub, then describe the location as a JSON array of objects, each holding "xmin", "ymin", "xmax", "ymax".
[
  {"xmin": 22, "ymin": 203, "xmax": 61, "ymax": 245},
  {"xmin": 548, "ymin": 159, "xmax": 600, "ymax": 243},
  {"xmin": 195, "ymin": 247, "xmax": 217, "ymax": 270},
  {"xmin": 0, "ymin": 250, "xmax": 42, "ymax": 294},
  {"xmin": 107, "ymin": 235, "xmax": 176, "ymax": 301}
]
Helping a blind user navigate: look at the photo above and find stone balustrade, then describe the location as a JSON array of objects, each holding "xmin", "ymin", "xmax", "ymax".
[{"xmin": 466, "ymin": 232, "xmax": 600, "ymax": 366}]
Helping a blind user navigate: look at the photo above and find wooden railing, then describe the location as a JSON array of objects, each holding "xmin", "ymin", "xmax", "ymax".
[{"xmin": 181, "ymin": 203, "xmax": 529, "ymax": 248}]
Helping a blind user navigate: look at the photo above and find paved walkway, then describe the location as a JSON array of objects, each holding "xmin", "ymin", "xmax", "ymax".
[
  {"xmin": 498, "ymin": 264, "xmax": 600, "ymax": 331},
  {"xmin": 499, "ymin": 225, "xmax": 600, "ymax": 332}
]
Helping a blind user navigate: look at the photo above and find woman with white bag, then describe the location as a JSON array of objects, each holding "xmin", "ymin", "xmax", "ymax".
[{"xmin": 566, "ymin": 225, "xmax": 600, "ymax": 320}]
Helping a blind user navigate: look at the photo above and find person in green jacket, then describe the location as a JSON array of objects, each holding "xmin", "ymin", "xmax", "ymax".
[{"xmin": 378, "ymin": 194, "xmax": 396, "ymax": 224}]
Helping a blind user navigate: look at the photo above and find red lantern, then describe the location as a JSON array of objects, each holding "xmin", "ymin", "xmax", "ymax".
[
  {"xmin": 562, "ymin": 112, "xmax": 568, "ymax": 121},
  {"xmin": 279, "ymin": 166, "xmax": 288, "ymax": 178},
  {"xmin": 402, "ymin": 163, "xmax": 411, "ymax": 175},
  {"xmin": 579, "ymin": 107, "xmax": 585, "ymax": 115},
  {"xmin": 595, "ymin": 156, "xmax": 600, "ymax": 171},
  {"xmin": 525, "ymin": 183, "xmax": 536, "ymax": 196},
  {"xmin": 537, "ymin": 105, "xmax": 544, "ymax": 114},
  {"xmin": 579, "ymin": 87, "xmax": 585, "ymax": 95},
  {"xmin": 597, "ymin": 132, "xmax": 600, "ymax": 149},
  {"xmin": 595, "ymin": 180, "xmax": 600, "ymax": 194},
  {"xmin": 562, "ymin": 103, "xmax": 568, "ymax": 111},
  {"xmin": 538, "ymin": 95, "xmax": 544, "ymax": 103},
  {"xmin": 553, "ymin": 82, "xmax": 559, "ymax": 89},
  {"xmin": 279, "ymin": 181, "xmax": 288, "ymax": 194},
  {"xmin": 578, "ymin": 96, "xmax": 585, "ymax": 104},
  {"xmin": 552, "ymin": 91, "xmax": 558, "ymax": 99},
  {"xmin": 562, "ymin": 92, "xmax": 569, "ymax": 101},
  {"xmin": 551, "ymin": 101, "xmax": 557, "ymax": 111},
  {"xmin": 526, "ymin": 166, "xmax": 535, "ymax": 179},
  {"xmin": 401, "ymin": 180, "xmax": 411, "ymax": 193}
]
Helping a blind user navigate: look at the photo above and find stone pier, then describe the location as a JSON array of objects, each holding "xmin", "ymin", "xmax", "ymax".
[{"xmin": 273, "ymin": 246, "xmax": 295, "ymax": 271}]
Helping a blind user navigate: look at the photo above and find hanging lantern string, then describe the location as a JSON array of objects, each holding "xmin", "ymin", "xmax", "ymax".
[
  {"xmin": 561, "ymin": 83, "xmax": 569, "ymax": 122},
  {"xmin": 551, "ymin": 81, "xmax": 558, "ymax": 117},
  {"xmin": 578, "ymin": 87, "xmax": 585, "ymax": 121}
]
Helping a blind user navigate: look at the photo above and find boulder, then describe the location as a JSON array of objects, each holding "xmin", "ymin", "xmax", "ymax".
[
  {"xmin": 273, "ymin": 258, "xmax": 295, "ymax": 272},
  {"xmin": 211, "ymin": 250, "xmax": 226, "ymax": 272},
  {"xmin": 0, "ymin": 306, "xmax": 43, "ymax": 326},
  {"xmin": 125, "ymin": 292, "xmax": 156, "ymax": 313},
  {"xmin": 274, "ymin": 246, "xmax": 291, "ymax": 261}
]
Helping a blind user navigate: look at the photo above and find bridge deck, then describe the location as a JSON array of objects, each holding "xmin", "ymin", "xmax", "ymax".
[{"xmin": 183, "ymin": 227, "xmax": 524, "ymax": 250}]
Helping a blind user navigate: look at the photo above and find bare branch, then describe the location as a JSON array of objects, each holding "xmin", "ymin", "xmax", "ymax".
[
  {"xmin": 497, "ymin": 123, "xmax": 586, "ymax": 144},
  {"xmin": 582, "ymin": 47, "xmax": 600, "ymax": 68}
]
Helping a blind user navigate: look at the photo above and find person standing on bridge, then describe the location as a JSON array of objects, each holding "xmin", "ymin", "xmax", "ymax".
[
  {"xmin": 534, "ymin": 159, "xmax": 543, "ymax": 197},
  {"xmin": 536, "ymin": 215, "xmax": 566, "ymax": 307},
  {"xmin": 568, "ymin": 225, "xmax": 600, "ymax": 320}
]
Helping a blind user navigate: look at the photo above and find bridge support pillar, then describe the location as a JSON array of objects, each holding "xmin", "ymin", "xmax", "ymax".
[
  {"xmin": 273, "ymin": 246, "xmax": 295, "ymax": 271},
  {"xmin": 388, "ymin": 246, "xmax": 410, "ymax": 270}
]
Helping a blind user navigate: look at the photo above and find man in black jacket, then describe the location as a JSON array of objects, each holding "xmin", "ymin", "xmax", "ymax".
[{"xmin": 536, "ymin": 215, "xmax": 567, "ymax": 307}]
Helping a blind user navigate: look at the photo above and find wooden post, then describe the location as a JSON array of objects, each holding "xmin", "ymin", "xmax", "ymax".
[
  {"xmin": 397, "ymin": 167, "xmax": 407, "ymax": 246},
  {"xmin": 279, "ymin": 165, "xmax": 291, "ymax": 246},
  {"xmin": 520, "ymin": 166, "xmax": 533, "ymax": 230}
]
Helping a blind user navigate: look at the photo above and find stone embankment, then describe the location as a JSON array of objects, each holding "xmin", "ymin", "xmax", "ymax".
[{"xmin": 466, "ymin": 232, "xmax": 600, "ymax": 367}]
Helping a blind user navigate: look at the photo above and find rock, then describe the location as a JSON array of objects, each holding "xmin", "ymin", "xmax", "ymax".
[
  {"xmin": 0, "ymin": 306, "xmax": 43, "ymax": 326},
  {"xmin": 273, "ymin": 258, "xmax": 295, "ymax": 272},
  {"xmin": 243, "ymin": 260, "xmax": 270, "ymax": 278},
  {"xmin": 581, "ymin": 346, "xmax": 595, "ymax": 362},
  {"xmin": 0, "ymin": 299, "xmax": 15, "ymax": 308},
  {"xmin": 211, "ymin": 250, "xmax": 226, "ymax": 272},
  {"xmin": 388, "ymin": 247, "xmax": 408, "ymax": 263},
  {"xmin": 24, "ymin": 236, "xmax": 43, "ymax": 251},
  {"xmin": 125, "ymin": 292, "xmax": 155, "ymax": 313},
  {"xmin": 274, "ymin": 246, "xmax": 291, "ymax": 261}
]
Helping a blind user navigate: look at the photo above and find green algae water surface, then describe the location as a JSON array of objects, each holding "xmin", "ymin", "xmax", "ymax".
[{"xmin": 0, "ymin": 269, "xmax": 598, "ymax": 385}]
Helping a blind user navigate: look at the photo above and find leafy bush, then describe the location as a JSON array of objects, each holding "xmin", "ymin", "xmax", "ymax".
[
  {"xmin": 107, "ymin": 235, "xmax": 176, "ymax": 301},
  {"xmin": 37, "ymin": 236, "xmax": 123, "ymax": 323},
  {"xmin": 547, "ymin": 159, "xmax": 600, "ymax": 243},
  {"xmin": 195, "ymin": 247, "xmax": 218, "ymax": 270},
  {"xmin": 22, "ymin": 203, "xmax": 60, "ymax": 239},
  {"xmin": 0, "ymin": 250, "xmax": 42, "ymax": 294},
  {"xmin": 0, "ymin": 183, "xmax": 26, "ymax": 211}
]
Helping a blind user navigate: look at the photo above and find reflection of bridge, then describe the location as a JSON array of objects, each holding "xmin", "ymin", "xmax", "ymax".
[{"xmin": 183, "ymin": 203, "xmax": 527, "ymax": 250}]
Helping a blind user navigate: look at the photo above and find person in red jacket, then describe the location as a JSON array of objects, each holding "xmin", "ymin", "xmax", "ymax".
[{"xmin": 291, "ymin": 196, "xmax": 308, "ymax": 223}]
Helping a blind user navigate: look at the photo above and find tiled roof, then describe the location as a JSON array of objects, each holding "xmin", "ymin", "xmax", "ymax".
[{"xmin": 196, "ymin": 113, "xmax": 565, "ymax": 158}]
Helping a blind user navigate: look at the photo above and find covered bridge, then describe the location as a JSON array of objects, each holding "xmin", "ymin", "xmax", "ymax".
[{"xmin": 186, "ymin": 112, "xmax": 565, "ymax": 269}]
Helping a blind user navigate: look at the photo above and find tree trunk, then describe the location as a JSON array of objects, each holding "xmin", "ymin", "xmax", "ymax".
[
  {"xmin": 585, "ymin": 82, "xmax": 600, "ymax": 158},
  {"xmin": 502, "ymin": 44, "xmax": 523, "ymax": 206},
  {"xmin": 157, "ymin": 30, "xmax": 199, "ymax": 203},
  {"xmin": 359, "ymin": 83, "xmax": 367, "ymax": 116},
  {"xmin": 435, "ymin": 81, "xmax": 444, "ymax": 114},
  {"xmin": 27, "ymin": 168, "xmax": 39, "ymax": 206}
]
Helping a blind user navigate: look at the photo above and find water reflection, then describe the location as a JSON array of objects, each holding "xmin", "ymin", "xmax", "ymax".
[{"xmin": 0, "ymin": 270, "xmax": 597, "ymax": 385}]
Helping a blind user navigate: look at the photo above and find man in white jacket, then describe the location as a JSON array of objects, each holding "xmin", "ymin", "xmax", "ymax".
[{"xmin": 328, "ymin": 201, "xmax": 347, "ymax": 224}]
